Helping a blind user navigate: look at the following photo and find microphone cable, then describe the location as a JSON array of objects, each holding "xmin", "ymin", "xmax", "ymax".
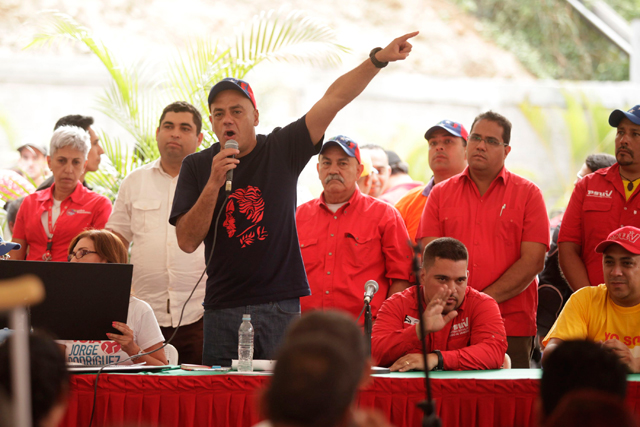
[{"xmin": 87, "ymin": 194, "xmax": 230, "ymax": 427}]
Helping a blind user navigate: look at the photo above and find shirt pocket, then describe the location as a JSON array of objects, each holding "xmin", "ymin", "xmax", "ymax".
[
  {"xmin": 498, "ymin": 208, "xmax": 524, "ymax": 246},
  {"xmin": 344, "ymin": 232, "xmax": 378, "ymax": 270},
  {"xmin": 300, "ymin": 238, "xmax": 321, "ymax": 270},
  {"xmin": 583, "ymin": 198, "xmax": 613, "ymax": 215},
  {"xmin": 132, "ymin": 199, "xmax": 162, "ymax": 233},
  {"xmin": 440, "ymin": 207, "xmax": 465, "ymax": 236}
]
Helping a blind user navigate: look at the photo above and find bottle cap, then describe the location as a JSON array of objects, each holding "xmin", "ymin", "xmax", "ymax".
[{"xmin": 242, "ymin": 314, "xmax": 251, "ymax": 320}]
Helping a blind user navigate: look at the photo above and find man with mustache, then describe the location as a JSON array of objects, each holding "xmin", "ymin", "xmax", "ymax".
[
  {"xmin": 416, "ymin": 111, "xmax": 550, "ymax": 368},
  {"xmin": 395, "ymin": 119, "xmax": 468, "ymax": 243},
  {"xmin": 543, "ymin": 226, "xmax": 640, "ymax": 373},
  {"xmin": 296, "ymin": 135, "xmax": 412, "ymax": 322},
  {"xmin": 559, "ymin": 106, "xmax": 640, "ymax": 292},
  {"xmin": 371, "ymin": 237, "xmax": 507, "ymax": 371}
]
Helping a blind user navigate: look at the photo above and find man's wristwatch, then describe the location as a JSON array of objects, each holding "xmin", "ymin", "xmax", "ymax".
[
  {"xmin": 432, "ymin": 350, "xmax": 443, "ymax": 371},
  {"xmin": 369, "ymin": 47, "xmax": 389, "ymax": 68}
]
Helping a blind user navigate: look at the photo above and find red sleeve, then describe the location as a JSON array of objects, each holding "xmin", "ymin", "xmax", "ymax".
[
  {"xmin": 521, "ymin": 184, "xmax": 551, "ymax": 249},
  {"xmin": 442, "ymin": 295, "xmax": 508, "ymax": 370},
  {"xmin": 371, "ymin": 292, "xmax": 425, "ymax": 367},
  {"xmin": 415, "ymin": 185, "xmax": 442, "ymax": 241},
  {"xmin": 558, "ymin": 178, "xmax": 586, "ymax": 245},
  {"xmin": 381, "ymin": 207, "xmax": 413, "ymax": 281},
  {"xmin": 91, "ymin": 196, "xmax": 113, "ymax": 229},
  {"xmin": 11, "ymin": 195, "xmax": 31, "ymax": 240}
]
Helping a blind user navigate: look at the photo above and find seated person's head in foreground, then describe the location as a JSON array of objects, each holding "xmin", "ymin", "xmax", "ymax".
[
  {"xmin": 543, "ymin": 389, "xmax": 638, "ymax": 427},
  {"xmin": 0, "ymin": 332, "xmax": 69, "ymax": 427},
  {"xmin": 421, "ymin": 237, "xmax": 469, "ymax": 315},
  {"xmin": 540, "ymin": 340, "xmax": 627, "ymax": 421},
  {"xmin": 264, "ymin": 337, "xmax": 362, "ymax": 427},
  {"xmin": 283, "ymin": 310, "xmax": 368, "ymax": 376},
  {"xmin": 67, "ymin": 229, "xmax": 127, "ymax": 264}
]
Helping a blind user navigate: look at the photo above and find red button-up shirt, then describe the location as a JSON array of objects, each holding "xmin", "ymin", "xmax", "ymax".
[
  {"xmin": 12, "ymin": 182, "xmax": 112, "ymax": 261},
  {"xmin": 416, "ymin": 167, "xmax": 550, "ymax": 336},
  {"xmin": 296, "ymin": 188, "xmax": 413, "ymax": 321},
  {"xmin": 371, "ymin": 285, "xmax": 507, "ymax": 370},
  {"xmin": 559, "ymin": 163, "xmax": 640, "ymax": 286}
]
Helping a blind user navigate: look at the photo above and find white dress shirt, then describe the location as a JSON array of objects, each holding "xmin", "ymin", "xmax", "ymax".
[{"xmin": 107, "ymin": 159, "xmax": 206, "ymax": 327}]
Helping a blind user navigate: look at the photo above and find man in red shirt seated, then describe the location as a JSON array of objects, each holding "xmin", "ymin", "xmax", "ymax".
[{"xmin": 371, "ymin": 237, "xmax": 507, "ymax": 371}]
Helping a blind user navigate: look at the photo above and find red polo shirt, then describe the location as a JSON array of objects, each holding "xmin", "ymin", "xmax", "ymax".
[
  {"xmin": 416, "ymin": 167, "xmax": 550, "ymax": 336},
  {"xmin": 371, "ymin": 285, "xmax": 507, "ymax": 370},
  {"xmin": 559, "ymin": 163, "xmax": 640, "ymax": 286},
  {"xmin": 12, "ymin": 182, "xmax": 112, "ymax": 261},
  {"xmin": 296, "ymin": 188, "xmax": 412, "ymax": 321}
]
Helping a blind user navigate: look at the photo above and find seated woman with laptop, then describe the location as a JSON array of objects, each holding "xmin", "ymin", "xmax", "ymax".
[{"xmin": 61, "ymin": 229, "xmax": 167, "ymax": 366}]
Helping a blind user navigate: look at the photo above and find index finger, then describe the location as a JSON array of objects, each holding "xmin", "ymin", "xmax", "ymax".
[{"xmin": 397, "ymin": 31, "xmax": 419, "ymax": 42}]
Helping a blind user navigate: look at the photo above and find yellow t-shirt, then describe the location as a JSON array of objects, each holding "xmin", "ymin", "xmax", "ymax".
[
  {"xmin": 543, "ymin": 284, "xmax": 640, "ymax": 357},
  {"xmin": 623, "ymin": 179, "xmax": 640, "ymax": 200}
]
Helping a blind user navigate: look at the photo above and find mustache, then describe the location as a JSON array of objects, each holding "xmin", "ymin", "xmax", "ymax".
[{"xmin": 324, "ymin": 174, "xmax": 345, "ymax": 184}]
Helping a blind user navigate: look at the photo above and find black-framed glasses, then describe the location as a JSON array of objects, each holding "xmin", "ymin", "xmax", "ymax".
[
  {"xmin": 469, "ymin": 134, "xmax": 508, "ymax": 147},
  {"xmin": 68, "ymin": 249, "xmax": 98, "ymax": 262}
]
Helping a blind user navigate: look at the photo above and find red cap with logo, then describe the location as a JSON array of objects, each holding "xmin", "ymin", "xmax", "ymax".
[{"xmin": 595, "ymin": 226, "xmax": 640, "ymax": 255}]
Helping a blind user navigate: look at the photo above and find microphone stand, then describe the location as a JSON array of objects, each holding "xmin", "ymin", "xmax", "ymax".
[
  {"xmin": 411, "ymin": 240, "xmax": 441, "ymax": 427},
  {"xmin": 364, "ymin": 300, "xmax": 373, "ymax": 357}
]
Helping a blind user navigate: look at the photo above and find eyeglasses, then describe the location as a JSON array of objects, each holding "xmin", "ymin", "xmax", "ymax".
[
  {"xmin": 68, "ymin": 249, "xmax": 98, "ymax": 262},
  {"xmin": 469, "ymin": 134, "xmax": 508, "ymax": 147}
]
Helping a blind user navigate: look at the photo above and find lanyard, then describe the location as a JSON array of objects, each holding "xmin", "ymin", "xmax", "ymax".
[{"xmin": 42, "ymin": 201, "xmax": 68, "ymax": 261}]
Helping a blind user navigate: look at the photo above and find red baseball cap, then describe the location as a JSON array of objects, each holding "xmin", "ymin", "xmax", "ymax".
[{"xmin": 595, "ymin": 226, "xmax": 640, "ymax": 255}]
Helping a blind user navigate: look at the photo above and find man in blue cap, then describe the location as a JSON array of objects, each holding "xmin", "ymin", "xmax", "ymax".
[
  {"xmin": 296, "ymin": 135, "xmax": 412, "ymax": 322},
  {"xmin": 169, "ymin": 32, "xmax": 418, "ymax": 366},
  {"xmin": 560, "ymin": 105, "xmax": 640, "ymax": 292}
]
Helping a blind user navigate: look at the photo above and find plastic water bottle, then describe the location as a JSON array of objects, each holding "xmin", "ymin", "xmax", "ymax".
[{"xmin": 238, "ymin": 314, "xmax": 254, "ymax": 372}]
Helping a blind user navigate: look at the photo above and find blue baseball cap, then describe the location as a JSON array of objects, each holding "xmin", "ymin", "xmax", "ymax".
[
  {"xmin": 609, "ymin": 105, "xmax": 640, "ymax": 127},
  {"xmin": 319, "ymin": 135, "xmax": 361, "ymax": 163},
  {"xmin": 0, "ymin": 236, "xmax": 21, "ymax": 257},
  {"xmin": 208, "ymin": 77, "xmax": 257, "ymax": 109},
  {"xmin": 424, "ymin": 120, "xmax": 469, "ymax": 141}
]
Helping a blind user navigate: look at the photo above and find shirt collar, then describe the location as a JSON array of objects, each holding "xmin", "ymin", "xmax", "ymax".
[
  {"xmin": 421, "ymin": 176, "xmax": 436, "ymax": 197},
  {"xmin": 37, "ymin": 181, "xmax": 86, "ymax": 204},
  {"xmin": 462, "ymin": 165, "xmax": 509, "ymax": 185},
  {"xmin": 319, "ymin": 186, "xmax": 363, "ymax": 212}
]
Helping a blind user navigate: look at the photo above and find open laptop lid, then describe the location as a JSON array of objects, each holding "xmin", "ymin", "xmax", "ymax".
[{"xmin": 0, "ymin": 260, "xmax": 132, "ymax": 340}]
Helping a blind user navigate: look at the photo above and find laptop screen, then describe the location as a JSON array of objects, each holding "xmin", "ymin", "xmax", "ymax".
[{"xmin": 0, "ymin": 260, "xmax": 132, "ymax": 340}]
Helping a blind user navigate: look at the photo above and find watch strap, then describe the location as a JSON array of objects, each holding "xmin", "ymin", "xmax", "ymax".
[
  {"xmin": 433, "ymin": 349, "xmax": 443, "ymax": 371},
  {"xmin": 369, "ymin": 47, "xmax": 389, "ymax": 68}
]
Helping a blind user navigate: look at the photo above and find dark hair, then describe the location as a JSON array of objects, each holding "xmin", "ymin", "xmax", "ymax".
[
  {"xmin": 540, "ymin": 340, "xmax": 627, "ymax": 419},
  {"xmin": 265, "ymin": 337, "xmax": 359, "ymax": 427},
  {"xmin": 68, "ymin": 229, "xmax": 128, "ymax": 264},
  {"xmin": 54, "ymin": 114, "xmax": 94, "ymax": 131},
  {"xmin": 422, "ymin": 237, "xmax": 468, "ymax": 269},
  {"xmin": 0, "ymin": 332, "xmax": 69, "ymax": 426},
  {"xmin": 158, "ymin": 101, "xmax": 203, "ymax": 135},
  {"xmin": 544, "ymin": 390, "xmax": 638, "ymax": 427},
  {"xmin": 4, "ymin": 197, "xmax": 24, "ymax": 225},
  {"xmin": 585, "ymin": 153, "xmax": 616, "ymax": 173},
  {"xmin": 284, "ymin": 310, "xmax": 366, "ymax": 375},
  {"xmin": 470, "ymin": 111, "xmax": 512, "ymax": 145}
]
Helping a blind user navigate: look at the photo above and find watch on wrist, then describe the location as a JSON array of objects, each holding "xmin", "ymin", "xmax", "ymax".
[
  {"xmin": 132, "ymin": 348, "xmax": 144, "ymax": 360},
  {"xmin": 432, "ymin": 350, "xmax": 443, "ymax": 371},
  {"xmin": 369, "ymin": 47, "xmax": 389, "ymax": 68}
]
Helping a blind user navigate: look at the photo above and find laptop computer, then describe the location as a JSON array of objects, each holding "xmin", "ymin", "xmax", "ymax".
[{"xmin": 0, "ymin": 260, "xmax": 132, "ymax": 340}]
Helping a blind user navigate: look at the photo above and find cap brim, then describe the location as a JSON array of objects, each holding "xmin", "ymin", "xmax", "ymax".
[
  {"xmin": 17, "ymin": 144, "xmax": 47, "ymax": 155},
  {"xmin": 595, "ymin": 240, "xmax": 640, "ymax": 255},
  {"xmin": 424, "ymin": 125, "xmax": 461, "ymax": 141},
  {"xmin": 609, "ymin": 109, "xmax": 640, "ymax": 127},
  {"xmin": 0, "ymin": 242, "xmax": 21, "ymax": 256}
]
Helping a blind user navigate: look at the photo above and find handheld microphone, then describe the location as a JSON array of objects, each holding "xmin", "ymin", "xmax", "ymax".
[
  {"xmin": 363, "ymin": 280, "xmax": 379, "ymax": 304},
  {"xmin": 224, "ymin": 140, "xmax": 238, "ymax": 193}
]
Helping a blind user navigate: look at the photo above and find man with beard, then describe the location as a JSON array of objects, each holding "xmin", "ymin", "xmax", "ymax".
[
  {"xmin": 296, "ymin": 135, "xmax": 412, "ymax": 322},
  {"xmin": 371, "ymin": 237, "xmax": 507, "ymax": 371},
  {"xmin": 559, "ymin": 106, "xmax": 640, "ymax": 291}
]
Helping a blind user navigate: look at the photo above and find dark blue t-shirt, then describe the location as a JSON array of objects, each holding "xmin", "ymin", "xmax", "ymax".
[{"xmin": 169, "ymin": 116, "xmax": 321, "ymax": 309}]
